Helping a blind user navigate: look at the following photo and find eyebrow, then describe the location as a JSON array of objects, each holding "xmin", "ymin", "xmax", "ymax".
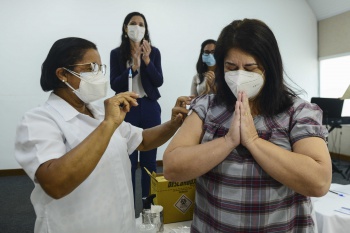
[
  {"xmin": 129, "ymin": 21, "xmax": 144, "ymax": 25},
  {"xmin": 204, "ymin": 50, "xmax": 215, "ymax": 52},
  {"xmin": 225, "ymin": 61, "xmax": 258, "ymax": 67}
]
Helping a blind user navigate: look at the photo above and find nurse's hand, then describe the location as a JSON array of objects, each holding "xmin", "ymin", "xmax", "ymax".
[
  {"xmin": 170, "ymin": 96, "xmax": 194, "ymax": 127},
  {"xmin": 104, "ymin": 92, "xmax": 139, "ymax": 127}
]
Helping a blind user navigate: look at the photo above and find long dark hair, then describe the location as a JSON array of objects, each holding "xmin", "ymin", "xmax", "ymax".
[
  {"xmin": 214, "ymin": 19, "xmax": 297, "ymax": 116},
  {"xmin": 196, "ymin": 39, "xmax": 216, "ymax": 84},
  {"xmin": 40, "ymin": 37, "xmax": 97, "ymax": 91},
  {"xmin": 119, "ymin": 12, "xmax": 151, "ymax": 66}
]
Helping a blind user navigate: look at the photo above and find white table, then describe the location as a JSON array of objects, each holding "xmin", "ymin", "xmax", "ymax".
[
  {"xmin": 312, "ymin": 183, "xmax": 350, "ymax": 233},
  {"xmin": 163, "ymin": 220, "xmax": 192, "ymax": 233}
]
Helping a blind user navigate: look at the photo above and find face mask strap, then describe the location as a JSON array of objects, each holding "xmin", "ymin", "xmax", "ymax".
[
  {"xmin": 60, "ymin": 67, "xmax": 79, "ymax": 92},
  {"xmin": 61, "ymin": 78, "xmax": 76, "ymax": 92},
  {"xmin": 63, "ymin": 67, "xmax": 81, "ymax": 79},
  {"xmin": 63, "ymin": 67, "xmax": 98, "ymax": 82}
]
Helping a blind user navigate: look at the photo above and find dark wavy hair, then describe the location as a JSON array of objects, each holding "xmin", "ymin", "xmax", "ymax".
[
  {"xmin": 40, "ymin": 37, "xmax": 97, "ymax": 91},
  {"xmin": 196, "ymin": 39, "xmax": 216, "ymax": 84},
  {"xmin": 119, "ymin": 12, "xmax": 151, "ymax": 66},
  {"xmin": 214, "ymin": 19, "xmax": 297, "ymax": 116}
]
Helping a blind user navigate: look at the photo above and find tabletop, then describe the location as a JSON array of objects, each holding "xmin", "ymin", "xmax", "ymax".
[{"xmin": 311, "ymin": 183, "xmax": 350, "ymax": 233}]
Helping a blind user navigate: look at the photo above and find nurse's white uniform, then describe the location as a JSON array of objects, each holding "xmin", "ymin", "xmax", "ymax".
[{"xmin": 15, "ymin": 93, "xmax": 142, "ymax": 233}]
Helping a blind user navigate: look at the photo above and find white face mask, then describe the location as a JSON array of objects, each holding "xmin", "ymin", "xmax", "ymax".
[
  {"xmin": 127, "ymin": 25, "xmax": 145, "ymax": 42},
  {"xmin": 224, "ymin": 70, "xmax": 264, "ymax": 99},
  {"xmin": 63, "ymin": 68, "xmax": 108, "ymax": 103}
]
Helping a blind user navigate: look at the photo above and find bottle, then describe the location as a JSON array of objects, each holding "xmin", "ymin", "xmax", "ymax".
[
  {"xmin": 138, "ymin": 194, "xmax": 157, "ymax": 233},
  {"xmin": 128, "ymin": 68, "xmax": 132, "ymax": 92}
]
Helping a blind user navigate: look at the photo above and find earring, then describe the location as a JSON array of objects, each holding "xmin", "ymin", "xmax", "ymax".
[{"xmin": 125, "ymin": 34, "xmax": 128, "ymax": 38}]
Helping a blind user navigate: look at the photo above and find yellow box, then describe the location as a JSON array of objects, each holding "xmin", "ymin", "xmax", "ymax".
[{"xmin": 145, "ymin": 168, "xmax": 196, "ymax": 224}]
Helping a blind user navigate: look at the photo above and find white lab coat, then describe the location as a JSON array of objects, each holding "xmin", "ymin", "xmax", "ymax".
[{"xmin": 15, "ymin": 93, "xmax": 142, "ymax": 233}]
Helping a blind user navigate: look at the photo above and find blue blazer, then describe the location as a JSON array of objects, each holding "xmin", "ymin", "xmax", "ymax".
[{"xmin": 110, "ymin": 46, "xmax": 163, "ymax": 101}]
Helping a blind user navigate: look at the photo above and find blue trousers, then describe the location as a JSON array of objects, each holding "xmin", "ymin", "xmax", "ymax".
[{"xmin": 125, "ymin": 97, "xmax": 161, "ymax": 200}]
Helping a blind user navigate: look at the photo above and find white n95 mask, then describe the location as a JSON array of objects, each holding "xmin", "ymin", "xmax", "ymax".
[
  {"xmin": 225, "ymin": 70, "xmax": 264, "ymax": 99},
  {"xmin": 127, "ymin": 25, "xmax": 145, "ymax": 42},
  {"xmin": 63, "ymin": 68, "xmax": 108, "ymax": 103}
]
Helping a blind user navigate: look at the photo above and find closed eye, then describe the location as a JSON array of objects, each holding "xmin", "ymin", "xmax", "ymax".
[
  {"xmin": 225, "ymin": 62, "xmax": 237, "ymax": 71},
  {"xmin": 244, "ymin": 64, "xmax": 259, "ymax": 71}
]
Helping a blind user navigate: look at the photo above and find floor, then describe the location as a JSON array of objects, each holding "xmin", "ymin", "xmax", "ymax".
[{"xmin": 0, "ymin": 161, "xmax": 349, "ymax": 233}]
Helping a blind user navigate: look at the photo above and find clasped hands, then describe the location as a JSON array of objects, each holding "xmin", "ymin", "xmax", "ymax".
[
  {"xmin": 204, "ymin": 71, "xmax": 215, "ymax": 87},
  {"xmin": 225, "ymin": 91, "xmax": 259, "ymax": 149},
  {"xmin": 131, "ymin": 40, "xmax": 151, "ymax": 70}
]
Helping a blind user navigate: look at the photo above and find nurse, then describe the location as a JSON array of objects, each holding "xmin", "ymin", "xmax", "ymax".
[{"xmin": 15, "ymin": 37, "xmax": 191, "ymax": 233}]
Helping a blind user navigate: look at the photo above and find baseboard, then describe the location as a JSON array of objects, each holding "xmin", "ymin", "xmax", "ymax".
[
  {"xmin": 0, "ymin": 169, "xmax": 27, "ymax": 177},
  {"xmin": 156, "ymin": 160, "xmax": 163, "ymax": 167},
  {"xmin": 330, "ymin": 152, "xmax": 350, "ymax": 162},
  {"xmin": 0, "ymin": 161, "xmax": 164, "ymax": 177},
  {"xmin": 136, "ymin": 160, "xmax": 163, "ymax": 168}
]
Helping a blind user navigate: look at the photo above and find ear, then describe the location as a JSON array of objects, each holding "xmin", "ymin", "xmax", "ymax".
[
  {"xmin": 56, "ymin": 67, "xmax": 67, "ymax": 83},
  {"xmin": 124, "ymin": 24, "xmax": 128, "ymax": 34}
]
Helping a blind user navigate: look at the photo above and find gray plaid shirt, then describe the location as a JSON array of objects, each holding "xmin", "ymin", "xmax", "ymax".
[{"xmin": 190, "ymin": 94, "xmax": 328, "ymax": 233}]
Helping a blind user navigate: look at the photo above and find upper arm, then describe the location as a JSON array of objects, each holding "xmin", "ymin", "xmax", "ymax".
[
  {"xmin": 289, "ymin": 99, "xmax": 330, "ymax": 165},
  {"xmin": 293, "ymin": 137, "xmax": 332, "ymax": 187},
  {"xmin": 164, "ymin": 111, "xmax": 204, "ymax": 155},
  {"xmin": 293, "ymin": 137, "xmax": 331, "ymax": 166},
  {"xmin": 110, "ymin": 49, "xmax": 128, "ymax": 91},
  {"xmin": 15, "ymin": 111, "xmax": 66, "ymax": 182},
  {"xmin": 151, "ymin": 47, "xmax": 162, "ymax": 73},
  {"xmin": 142, "ymin": 48, "xmax": 163, "ymax": 87}
]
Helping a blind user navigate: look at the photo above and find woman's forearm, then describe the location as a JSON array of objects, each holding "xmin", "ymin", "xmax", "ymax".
[
  {"xmin": 247, "ymin": 137, "xmax": 332, "ymax": 197},
  {"xmin": 163, "ymin": 136, "xmax": 234, "ymax": 182},
  {"xmin": 138, "ymin": 120, "xmax": 178, "ymax": 151}
]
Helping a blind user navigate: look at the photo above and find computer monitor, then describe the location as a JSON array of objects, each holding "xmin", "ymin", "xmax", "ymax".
[{"xmin": 310, "ymin": 97, "xmax": 344, "ymax": 122}]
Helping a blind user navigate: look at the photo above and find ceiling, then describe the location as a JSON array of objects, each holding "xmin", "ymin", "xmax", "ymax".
[{"xmin": 306, "ymin": 0, "xmax": 350, "ymax": 21}]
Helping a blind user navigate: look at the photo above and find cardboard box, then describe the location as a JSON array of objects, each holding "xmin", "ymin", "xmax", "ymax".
[{"xmin": 145, "ymin": 168, "xmax": 196, "ymax": 224}]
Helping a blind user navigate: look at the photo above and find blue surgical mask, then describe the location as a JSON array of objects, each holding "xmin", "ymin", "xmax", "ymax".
[{"xmin": 202, "ymin": 53, "xmax": 216, "ymax": 66}]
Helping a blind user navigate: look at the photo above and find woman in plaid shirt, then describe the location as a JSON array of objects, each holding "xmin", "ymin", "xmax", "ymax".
[{"xmin": 163, "ymin": 19, "xmax": 331, "ymax": 233}]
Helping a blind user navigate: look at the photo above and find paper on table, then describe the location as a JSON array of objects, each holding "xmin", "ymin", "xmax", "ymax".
[
  {"xmin": 340, "ymin": 84, "xmax": 350, "ymax": 100},
  {"xmin": 334, "ymin": 207, "xmax": 350, "ymax": 215}
]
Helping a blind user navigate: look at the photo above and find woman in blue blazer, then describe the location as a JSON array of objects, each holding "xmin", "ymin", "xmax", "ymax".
[{"xmin": 110, "ymin": 12, "xmax": 163, "ymax": 203}]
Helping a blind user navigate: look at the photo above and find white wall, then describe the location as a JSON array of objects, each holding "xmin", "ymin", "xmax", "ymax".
[
  {"xmin": 0, "ymin": 0, "xmax": 318, "ymax": 169},
  {"xmin": 318, "ymin": 11, "xmax": 350, "ymax": 156},
  {"xmin": 328, "ymin": 126, "xmax": 350, "ymax": 155}
]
